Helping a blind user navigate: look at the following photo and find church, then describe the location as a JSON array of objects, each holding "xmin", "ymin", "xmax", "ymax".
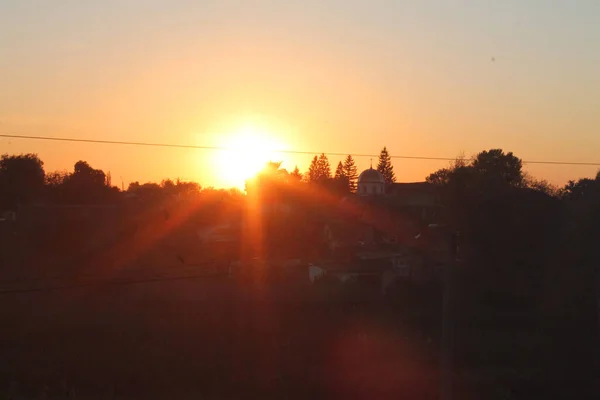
[
  {"xmin": 352, "ymin": 166, "xmax": 442, "ymax": 236},
  {"xmin": 357, "ymin": 167, "xmax": 386, "ymax": 196},
  {"xmin": 323, "ymin": 167, "xmax": 447, "ymax": 267},
  {"xmin": 356, "ymin": 166, "xmax": 440, "ymax": 207}
]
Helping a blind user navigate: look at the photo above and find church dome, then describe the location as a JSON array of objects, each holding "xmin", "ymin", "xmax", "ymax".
[{"xmin": 358, "ymin": 168, "xmax": 385, "ymax": 184}]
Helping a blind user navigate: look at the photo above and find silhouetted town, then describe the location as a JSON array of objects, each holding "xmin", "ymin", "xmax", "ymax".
[{"xmin": 1, "ymin": 148, "xmax": 599, "ymax": 399}]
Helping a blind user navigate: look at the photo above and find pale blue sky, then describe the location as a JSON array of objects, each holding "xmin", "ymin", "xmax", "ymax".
[{"xmin": 1, "ymin": 1, "xmax": 599, "ymax": 187}]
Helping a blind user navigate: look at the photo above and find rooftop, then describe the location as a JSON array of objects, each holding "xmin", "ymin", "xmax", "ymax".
[{"xmin": 358, "ymin": 168, "xmax": 385, "ymax": 184}]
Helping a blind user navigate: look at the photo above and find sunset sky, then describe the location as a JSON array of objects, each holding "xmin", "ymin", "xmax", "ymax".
[{"xmin": 1, "ymin": 1, "xmax": 599, "ymax": 189}]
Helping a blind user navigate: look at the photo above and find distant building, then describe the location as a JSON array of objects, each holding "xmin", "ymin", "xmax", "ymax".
[
  {"xmin": 386, "ymin": 182, "xmax": 441, "ymax": 207},
  {"xmin": 322, "ymin": 168, "xmax": 448, "ymax": 265},
  {"xmin": 357, "ymin": 168, "xmax": 385, "ymax": 196},
  {"xmin": 16, "ymin": 204, "xmax": 121, "ymax": 230},
  {"xmin": 356, "ymin": 167, "xmax": 440, "ymax": 206},
  {"xmin": 198, "ymin": 223, "xmax": 239, "ymax": 244},
  {"xmin": 322, "ymin": 220, "xmax": 375, "ymax": 257},
  {"xmin": 354, "ymin": 167, "xmax": 442, "ymax": 228}
]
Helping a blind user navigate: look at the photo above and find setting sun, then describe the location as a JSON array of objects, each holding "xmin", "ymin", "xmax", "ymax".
[{"xmin": 214, "ymin": 125, "xmax": 287, "ymax": 190}]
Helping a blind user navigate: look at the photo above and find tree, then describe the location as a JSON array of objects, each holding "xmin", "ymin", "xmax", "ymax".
[
  {"xmin": 128, "ymin": 182, "xmax": 162, "ymax": 199},
  {"xmin": 334, "ymin": 161, "xmax": 345, "ymax": 180},
  {"xmin": 174, "ymin": 179, "xmax": 201, "ymax": 196},
  {"xmin": 62, "ymin": 161, "xmax": 117, "ymax": 204},
  {"xmin": 72, "ymin": 161, "xmax": 106, "ymax": 187},
  {"xmin": 307, "ymin": 154, "xmax": 331, "ymax": 184},
  {"xmin": 44, "ymin": 170, "xmax": 71, "ymax": 203},
  {"xmin": 45, "ymin": 170, "xmax": 69, "ymax": 187},
  {"xmin": 245, "ymin": 161, "xmax": 290, "ymax": 200},
  {"xmin": 307, "ymin": 156, "xmax": 320, "ymax": 182},
  {"xmin": 262, "ymin": 161, "xmax": 287, "ymax": 178},
  {"xmin": 560, "ymin": 178, "xmax": 598, "ymax": 201},
  {"xmin": 0, "ymin": 153, "xmax": 45, "ymax": 209},
  {"xmin": 317, "ymin": 153, "xmax": 331, "ymax": 180},
  {"xmin": 161, "ymin": 179, "xmax": 176, "ymax": 195},
  {"xmin": 426, "ymin": 168, "xmax": 452, "ymax": 185},
  {"xmin": 472, "ymin": 149, "xmax": 523, "ymax": 186},
  {"xmin": 333, "ymin": 161, "xmax": 350, "ymax": 195},
  {"xmin": 377, "ymin": 146, "xmax": 396, "ymax": 184},
  {"xmin": 342, "ymin": 155, "xmax": 358, "ymax": 192},
  {"xmin": 522, "ymin": 173, "xmax": 558, "ymax": 197},
  {"xmin": 290, "ymin": 166, "xmax": 303, "ymax": 182},
  {"xmin": 427, "ymin": 149, "xmax": 523, "ymax": 191}
]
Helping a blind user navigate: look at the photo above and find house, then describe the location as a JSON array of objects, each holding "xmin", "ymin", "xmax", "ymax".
[
  {"xmin": 198, "ymin": 223, "xmax": 239, "ymax": 244},
  {"xmin": 1, "ymin": 211, "xmax": 16, "ymax": 222},
  {"xmin": 322, "ymin": 220, "xmax": 375, "ymax": 256},
  {"xmin": 386, "ymin": 182, "xmax": 441, "ymax": 206},
  {"xmin": 313, "ymin": 173, "xmax": 450, "ymax": 288},
  {"xmin": 308, "ymin": 259, "xmax": 390, "ymax": 283},
  {"xmin": 308, "ymin": 251, "xmax": 414, "ymax": 295},
  {"xmin": 344, "ymin": 169, "xmax": 444, "ymax": 245}
]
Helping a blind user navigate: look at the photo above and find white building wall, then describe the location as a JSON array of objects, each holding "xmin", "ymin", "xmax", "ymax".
[{"xmin": 358, "ymin": 182, "xmax": 385, "ymax": 196}]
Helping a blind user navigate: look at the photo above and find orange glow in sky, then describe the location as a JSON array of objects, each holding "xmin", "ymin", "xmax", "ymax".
[{"xmin": 1, "ymin": 2, "xmax": 599, "ymax": 188}]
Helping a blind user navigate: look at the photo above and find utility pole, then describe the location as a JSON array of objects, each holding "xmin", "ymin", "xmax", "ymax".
[{"xmin": 440, "ymin": 231, "xmax": 458, "ymax": 400}]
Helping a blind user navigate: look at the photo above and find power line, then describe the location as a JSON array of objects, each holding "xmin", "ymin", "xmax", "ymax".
[
  {"xmin": 3, "ymin": 260, "xmax": 216, "ymax": 285},
  {"xmin": 0, "ymin": 133, "xmax": 448, "ymax": 159},
  {"xmin": 2, "ymin": 133, "xmax": 600, "ymax": 167},
  {"xmin": 0, "ymin": 271, "xmax": 228, "ymax": 295}
]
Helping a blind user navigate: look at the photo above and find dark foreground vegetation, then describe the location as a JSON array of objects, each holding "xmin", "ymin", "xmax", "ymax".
[{"xmin": 1, "ymin": 149, "xmax": 599, "ymax": 399}]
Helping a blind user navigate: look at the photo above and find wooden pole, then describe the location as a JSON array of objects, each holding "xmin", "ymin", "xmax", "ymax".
[{"xmin": 440, "ymin": 231, "xmax": 458, "ymax": 400}]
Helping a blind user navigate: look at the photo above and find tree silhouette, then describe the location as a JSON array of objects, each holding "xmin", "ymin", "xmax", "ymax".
[
  {"xmin": 262, "ymin": 161, "xmax": 287, "ymax": 178},
  {"xmin": 317, "ymin": 153, "xmax": 331, "ymax": 180},
  {"xmin": 427, "ymin": 149, "xmax": 524, "ymax": 190},
  {"xmin": 472, "ymin": 149, "xmax": 523, "ymax": 187},
  {"xmin": 45, "ymin": 170, "xmax": 69, "ymax": 187},
  {"xmin": 174, "ymin": 179, "xmax": 201, "ymax": 196},
  {"xmin": 334, "ymin": 161, "xmax": 345, "ymax": 180},
  {"xmin": 127, "ymin": 182, "xmax": 162, "ymax": 199},
  {"xmin": 246, "ymin": 161, "xmax": 290, "ymax": 200},
  {"xmin": 161, "ymin": 179, "xmax": 176, "ymax": 193},
  {"xmin": 62, "ymin": 161, "xmax": 118, "ymax": 204},
  {"xmin": 290, "ymin": 166, "xmax": 302, "ymax": 182},
  {"xmin": 307, "ymin": 156, "xmax": 320, "ymax": 182},
  {"xmin": 307, "ymin": 154, "xmax": 332, "ymax": 184},
  {"xmin": 425, "ymin": 168, "xmax": 452, "ymax": 185},
  {"xmin": 522, "ymin": 173, "xmax": 558, "ymax": 196},
  {"xmin": 333, "ymin": 161, "xmax": 350, "ymax": 195},
  {"xmin": 342, "ymin": 155, "xmax": 358, "ymax": 192},
  {"xmin": 377, "ymin": 146, "xmax": 396, "ymax": 184},
  {"xmin": 72, "ymin": 161, "xmax": 106, "ymax": 187},
  {"xmin": 44, "ymin": 170, "xmax": 71, "ymax": 203},
  {"xmin": 560, "ymin": 178, "xmax": 598, "ymax": 201},
  {"xmin": 0, "ymin": 153, "xmax": 45, "ymax": 209}
]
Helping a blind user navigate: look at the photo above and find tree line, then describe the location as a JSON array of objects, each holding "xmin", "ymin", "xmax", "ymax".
[
  {"xmin": 0, "ymin": 155, "xmax": 208, "ymax": 210},
  {"xmin": 283, "ymin": 146, "xmax": 396, "ymax": 192},
  {"xmin": 1, "ymin": 147, "xmax": 598, "ymax": 210}
]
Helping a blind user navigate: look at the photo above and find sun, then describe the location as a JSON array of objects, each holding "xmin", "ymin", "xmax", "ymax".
[{"xmin": 216, "ymin": 125, "xmax": 286, "ymax": 189}]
